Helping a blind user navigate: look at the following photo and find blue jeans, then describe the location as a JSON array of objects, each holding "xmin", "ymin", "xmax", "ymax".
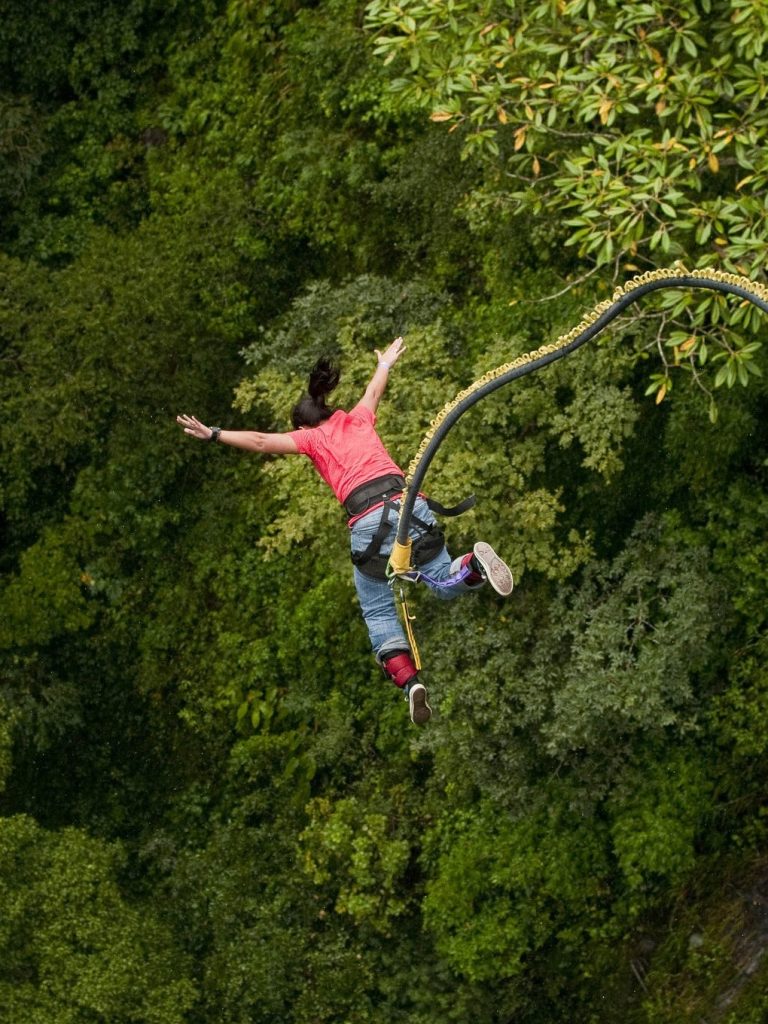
[{"xmin": 350, "ymin": 495, "xmax": 479, "ymax": 660}]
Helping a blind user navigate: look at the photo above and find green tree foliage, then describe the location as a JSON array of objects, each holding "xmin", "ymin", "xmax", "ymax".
[
  {"xmin": 365, "ymin": 0, "xmax": 768, "ymax": 271},
  {"xmin": 422, "ymin": 799, "xmax": 612, "ymax": 982},
  {"xmin": 365, "ymin": 0, "xmax": 768, "ymax": 404},
  {"xmin": 0, "ymin": 0, "xmax": 216, "ymax": 258},
  {"xmin": 1, "ymin": 0, "xmax": 767, "ymax": 1022},
  {"xmin": 0, "ymin": 815, "xmax": 195, "ymax": 1023}
]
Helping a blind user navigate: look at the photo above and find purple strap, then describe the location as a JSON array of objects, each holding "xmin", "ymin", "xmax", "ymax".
[{"xmin": 402, "ymin": 563, "xmax": 474, "ymax": 589}]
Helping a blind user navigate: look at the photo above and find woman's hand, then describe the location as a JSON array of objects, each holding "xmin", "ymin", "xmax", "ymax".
[
  {"xmin": 176, "ymin": 414, "xmax": 214, "ymax": 441},
  {"xmin": 375, "ymin": 335, "xmax": 406, "ymax": 369}
]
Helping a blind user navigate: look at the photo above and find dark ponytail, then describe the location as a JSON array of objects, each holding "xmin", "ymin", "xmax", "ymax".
[{"xmin": 291, "ymin": 357, "xmax": 340, "ymax": 428}]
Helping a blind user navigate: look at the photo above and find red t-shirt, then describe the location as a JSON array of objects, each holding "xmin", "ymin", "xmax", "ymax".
[{"xmin": 289, "ymin": 404, "xmax": 403, "ymax": 505}]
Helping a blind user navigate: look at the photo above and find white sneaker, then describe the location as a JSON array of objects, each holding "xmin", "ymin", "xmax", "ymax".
[
  {"xmin": 473, "ymin": 542, "xmax": 514, "ymax": 596},
  {"xmin": 408, "ymin": 681, "xmax": 432, "ymax": 725}
]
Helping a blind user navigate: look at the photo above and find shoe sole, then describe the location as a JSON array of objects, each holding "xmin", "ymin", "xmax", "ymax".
[
  {"xmin": 409, "ymin": 683, "xmax": 432, "ymax": 725},
  {"xmin": 473, "ymin": 542, "xmax": 514, "ymax": 596}
]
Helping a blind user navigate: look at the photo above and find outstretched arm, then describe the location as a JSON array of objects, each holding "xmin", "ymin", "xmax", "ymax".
[
  {"xmin": 176, "ymin": 414, "xmax": 299, "ymax": 454},
  {"xmin": 359, "ymin": 336, "xmax": 406, "ymax": 414}
]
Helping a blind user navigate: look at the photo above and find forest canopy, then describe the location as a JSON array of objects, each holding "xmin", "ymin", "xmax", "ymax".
[{"xmin": 1, "ymin": 1, "xmax": 767, "ymax": 1022}]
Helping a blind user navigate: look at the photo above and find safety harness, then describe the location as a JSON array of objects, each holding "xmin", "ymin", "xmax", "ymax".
[{"xmin": 345, "ymin": 474, "xmax": 475, "ymax": 581}]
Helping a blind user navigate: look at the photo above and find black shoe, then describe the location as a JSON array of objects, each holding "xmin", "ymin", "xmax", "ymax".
[{"xmin": 408, "ymin": 681, "xmax": 432, "ymax": 725}]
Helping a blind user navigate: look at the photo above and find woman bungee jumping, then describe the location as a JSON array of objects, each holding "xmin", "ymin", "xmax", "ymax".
[{"xmin": 177, "ymin": 336, "xmax": 513, "ymax": 725}]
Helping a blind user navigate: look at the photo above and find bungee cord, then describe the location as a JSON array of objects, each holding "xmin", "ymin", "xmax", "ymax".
[{"xmin": 388, "ymin": 262, "xmax": 768, "ymax": 577}]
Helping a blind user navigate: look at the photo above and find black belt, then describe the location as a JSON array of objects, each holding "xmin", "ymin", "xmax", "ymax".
[
  {"xmin": 344, "ymin": 472, "xmax": 477, "ymax": 523},
  {"xmin": 344, "ymin": 474, "xmax": 406, "ymax": 519}
]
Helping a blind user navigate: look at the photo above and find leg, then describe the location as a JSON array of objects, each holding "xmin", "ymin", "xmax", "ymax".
[
  {"xmin": 409, "ymin": 544, "xmax": 481, "ymax": 601},
  {"xmin": 408, "ymin": 499, "xmax": 514, "ymax": 599},
  {"xmin": 352, "ymin": 564, "xmax": 409, "ymax": 661},
  {"xmin": 352, "ymin": 566, "xmax": 430, "ymax": 723},
  {"xmin": 404, "ymin": 497, "xmax": 474, "ymax": 600}
]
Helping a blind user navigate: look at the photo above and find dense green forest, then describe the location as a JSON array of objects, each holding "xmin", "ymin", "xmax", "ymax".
[{"xmin": 2, "ymin": 1, "xmax": 767, "ymax": 1020}]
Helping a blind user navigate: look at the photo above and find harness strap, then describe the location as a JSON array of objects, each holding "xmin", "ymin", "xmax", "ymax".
[
  {"xmin": 398, "ymin": 588, "xmax": 422, "ymax": 670},
  {"xmin": 351, "ymin": 501, "xmax": 396, "ymax": 570},
  {"xmin": 350, "ymin": 490, "xmax": 476, "ymax": 580},
  {"xmin": 425, "ymin": 494, "xmax": 476, "ymax": 517},
  {"xmin": 351, "ymin": 504, "xmax": 451, "ymax": 579}
]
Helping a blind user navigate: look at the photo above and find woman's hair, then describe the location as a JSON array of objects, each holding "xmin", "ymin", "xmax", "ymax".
[{"xmin": 291, "ymin": 357, "xmax": 341, "ymax": 429}]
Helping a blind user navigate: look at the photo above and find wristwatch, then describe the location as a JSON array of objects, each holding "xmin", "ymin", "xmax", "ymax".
[{"xmin": 209, "ymin": 426, "xmax": 222, "ymax": 443}]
